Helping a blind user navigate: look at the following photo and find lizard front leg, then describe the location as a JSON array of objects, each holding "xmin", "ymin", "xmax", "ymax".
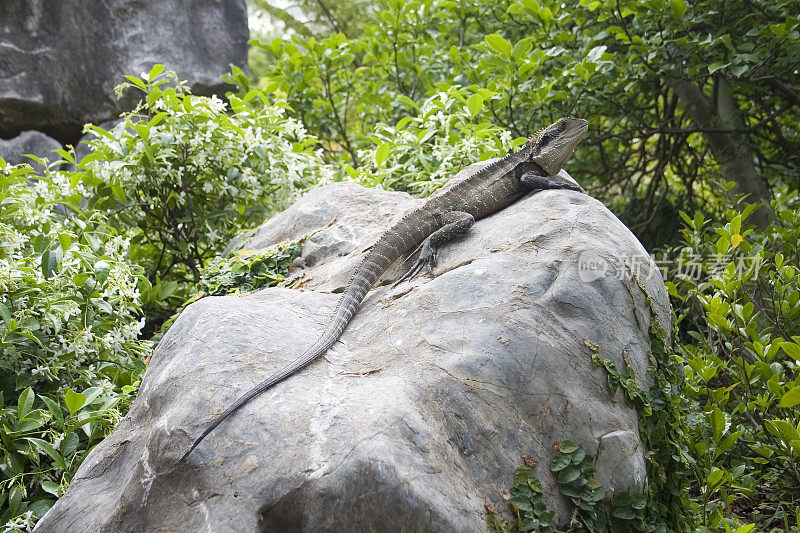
[
  {"xmin": 515, "ymin": 161, "xmax": 583, "ymax": 192},
  {"xmin": 393, "ymin": 210, "xmax": 474, "ymax": 287}
]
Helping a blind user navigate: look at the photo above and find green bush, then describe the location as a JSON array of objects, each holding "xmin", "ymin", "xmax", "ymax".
[
  {"xmin": 669, "ymin": 186, "xmax": 800, "ymax": 530},
  {"xmin": 0, "ymin": 159, "xmax": 150, "ymax": 526},
  {"xmin": 348, "ymin": 87, "xmax": 519, "ymax": 195},
  {"xmin": 80, "ymin": 67, "xmax": 328, "ymax": 328}
]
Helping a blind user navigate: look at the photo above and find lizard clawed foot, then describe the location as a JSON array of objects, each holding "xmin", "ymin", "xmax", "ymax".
[
  {"xmin": 393, "ymin": 241, "xmax": 437, "ymax": 288},
  {"xmin": 519, "ymin": 172, "xmax": 583, "ymax": 193}
]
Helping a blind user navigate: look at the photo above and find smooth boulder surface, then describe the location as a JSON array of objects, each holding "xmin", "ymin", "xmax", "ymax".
[
  {"xmin": 35, "ymin": 174, "xmax": 669, "ymax": 532},
  {"xmin": 0, "ymin": 0, "xmax": 248, "ymax": 143},
  {"xmin": 0, "ymin": 131, "xmax": 61, "ymax": 172}
]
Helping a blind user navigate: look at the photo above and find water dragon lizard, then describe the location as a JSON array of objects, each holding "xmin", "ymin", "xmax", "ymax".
[{"xmin": 179, "ymin": 116, "xmax": 588, "ymax": 462}]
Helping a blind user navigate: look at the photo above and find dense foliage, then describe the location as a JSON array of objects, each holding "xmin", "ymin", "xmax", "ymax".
[
  {"xmin": 0, "ymin": 0, "xmax": 798, "ymax": 528},
  {"xmin": 81, "ymin": 66, "xmax": 327, "ymax": 333},
  {"xmin": 671, "ymin": 191, "xmax": 800, "ymax": 530},
  {"xmin": 488, "ymin": 441, "xmax": 649, "ymax": 532},
  {"xmin": 248, "ymin": 0, "xmax": 799, "ymax": 244},
  {"xmin": 0, "ymin": 161, "xmax": 149, "ymax": 527}
]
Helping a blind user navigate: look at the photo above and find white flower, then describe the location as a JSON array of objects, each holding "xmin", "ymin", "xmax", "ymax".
[{"xmin": 207, "ymin": 95, "xmax": 227, "ymax": 113}]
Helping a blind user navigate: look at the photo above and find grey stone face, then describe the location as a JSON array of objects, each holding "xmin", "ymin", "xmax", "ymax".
[
  {"xmin": 0, "ymin": 0, "xmax": 248, "ymax": 144},
  {"xmin": 0, "ymin": 130, "xmax": 62, "ymax": 173},
  {"xmin": 35, "ymin": 178, "xmax": 670, "ymax": 532}
]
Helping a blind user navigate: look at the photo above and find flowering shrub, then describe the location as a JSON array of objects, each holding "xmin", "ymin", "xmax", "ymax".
[
  {"xmin": 0, "ymin": 160, "xmax": 151, "ymax": 526},
  {"xmin": 81, "ymin": 67, "xmax": 328, "ymax": 308}
]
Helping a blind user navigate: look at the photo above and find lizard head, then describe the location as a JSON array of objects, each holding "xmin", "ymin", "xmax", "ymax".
[{"xmin": 527, "ymin": 117, "xmax": 588, "ymax": 176}]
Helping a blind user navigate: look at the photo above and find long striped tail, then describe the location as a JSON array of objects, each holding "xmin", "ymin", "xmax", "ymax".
[
  {"xmin": 178, "ymin": 339, "xmax": 329, "ymax": 462},
  {"xmin": 178, "ymin": 250, "xmax": 392, "ymax": 462}
]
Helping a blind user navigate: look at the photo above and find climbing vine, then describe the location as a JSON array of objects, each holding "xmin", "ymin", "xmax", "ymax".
[{"xmin": 488, "ymin": 281, "xmax": 691, "ymax": 532}]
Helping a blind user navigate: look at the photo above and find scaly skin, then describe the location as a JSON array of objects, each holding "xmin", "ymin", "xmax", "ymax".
[{"xmin": 179, "ymin": 117, "xmax": 588, "ymax": 462}]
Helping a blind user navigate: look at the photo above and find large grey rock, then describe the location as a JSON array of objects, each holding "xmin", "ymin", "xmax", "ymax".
[
  {"xmin": 35, "ymin": 175, "xmax": 670, "ymax": 532},
  {"xmin": 0, "ymin": 0, "xmax": 248, "ymax": 144},
  {"xmin": 0, "ymin": 130, "xmax": 62, "ymax": 172}
]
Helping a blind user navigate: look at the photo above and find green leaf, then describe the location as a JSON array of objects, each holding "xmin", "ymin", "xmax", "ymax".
[
  {"xmin": 65, "ymin": 388, "xmax": 86, "ymax": 416},
  {"xmin": 92, "ymin": 297, "xmax": 113, "ymax": 314},
  {"xmin": 0, "ymin": 301, "xmax": 12, "ymax": 326},
  {"xmin": 123, "ymin": 75, "xmax": 146, "ymax": 90},
  {"xmin": 25, "ymin": 438, "xmax": 68, "ymax": 470},
  {"xmin": 467, "ymin": 94, "xmax": 483, "ymax": 117},
  {"xmin": 396, "ymin": 95, "xmax": 418, "ymax": 110},
  {"xmin": 558, "ymin": 440, "xmax": 579, "ymax": 453},
  {"xmin": 94, "ymin": 260, "xmax": 111, "ymax": 286},
  {"xmin": 587, "ymin": 45, "xmax": 607, "ymax": 62},
  {"xmin": 629, "ymin": 493, "xmax": 647, "ymax": 509},
  {"xmin": 41, "ymin": 480, "xmax": 61, "ymax": 497},
  {"xmin": 715, "ymin": 431, "xmax": 741, "ymax": 457},
  {"xmin": 30, "ymin": 498, "xmax": 55, "ymax": 519},
  {"xmin": 729, "ymin": 214, "xmax": 741, "ymax": 235},
  {"xmin": 779, "ymin": 386, "xmax": 800, "ymax": 408},
  {"xmin": 766, "ymin": 419, "xmax": 800, "ymax": 443},
  {"xmin": 516, "ymin": 499, "xmax": 534, "ymax": 513},
  {"xmin": 551, "ymin": 453, "xmax": 571, "ymax": 471},
  {"xmin": 769, "ymin": 23, "xmax": 787, "ymax": 37},
  {"xmin": 17, "ymin": 387, "xmax": 36, "ymax": 422},
  {"xmin": 512, "ymin": 39, "xmax": 532, "ymax": 60},
  {"xmin": 17, "ymin": 386, "xmax": 35, "ymax": 420},
  {"xmin": 612, "ymin": 505, "xmax": 636, "ymax": 519},
  {"xmin": 559, "ymin": 483, "xmax": 581, "ymax": 498},
  {"xmin": 82, "ymin": 386, "xmax": 105, "ymax": 407},
  {"xmin": 58, "ymin": 233, "xmax": 72, "ymax": 252},
  {"xmin": 707, "ymin": 468, "xmax": 726, "ymax": 489},
  {"xmin": 571, "ymin": 447, "xmax": 586, "ymax": 465},
  {"xmin": 41, "ymin": 245, "xmax": 62, "ymax": 279},
  {"xmin": 710, "ymin": 408, "xmax": 726, "ymax": 442},
  {"xmin": 40, "ymin": 395, "xmax": 64, "ymax": 429},
  {"xmin": 716, "ymin": 236, "xmax": 728, "ymax": 254},
  {"xmin": 148, "ymin": 64, "xmax": 165, "ymax": 81},
  {"xmin": 708, "ymin": 62, "xmax": 730, "ymax": 74},
  {"xmin": 557, "ymin": 466, "xmax": 581, "ymax": 483},
  {"xmin": 485, "ymin": 34, "xmax": 512, "ymax": 56},
  {"xmin": 538, "ymin": 6, "xmax": 552, "ymax": 21},
  {"xmin": 513, "ymin": 465, "xmax": 533, "ymax": 485},
  {"xmin": 375, "ymin": 143, "xmax": 391, "ymax": 166},
  {"xmin": 9, "ymin": 485, "xmax": 22, "ymax": 514},
  {"xmin": 669, "ymin": 0, "xmax": 686, "ymax": 18},
  {"xmin": 780, "ymin": 342, "xmax": 800, "ymax": 361},
  {"xmin": 731, "ymin": 64, "xmax": 748, "ymax": 77},
  {"xmin": 111, "ymin": 184, "xmax": 127, "ymax": 202},
  {"xmin": 61, "ymin": 432, "xmax": 80, "ymax": 457},
  {"xmin": 252, "ymin": 146, "xmax": 268, "ymax": 160}
]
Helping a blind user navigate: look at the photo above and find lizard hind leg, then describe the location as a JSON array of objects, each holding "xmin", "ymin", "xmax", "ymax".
[{"xmin": 392, "ymin": 211, "xmax": 474, "ymax": 287}]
